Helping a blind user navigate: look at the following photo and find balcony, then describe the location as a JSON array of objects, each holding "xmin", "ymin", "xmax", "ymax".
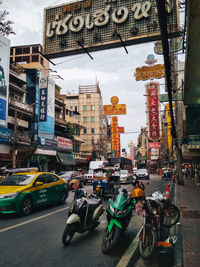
[
  {"xmin": 9, "ymin": 98, "xmax": 34, "ymax": 115},
  {"xmin": 55, "ymin": 116, "xmax": 67, "ymax": 126},
  {"xmin": 13, "ymin": 133, "xmax": 31, "ymax": 146}
]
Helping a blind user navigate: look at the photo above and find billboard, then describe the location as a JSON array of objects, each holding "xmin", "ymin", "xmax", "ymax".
[
  {"xmin": 38, "ymin": 76, "xmax": 55, "ymax": 139},
  {"xmin": 43, "ymin": 0, "xmax": 180, "ymax": 58},
  {"xmin": 0, "ymin": 33, "xmax": 10, "ymax": 127},
  {"xmin": 146, "ymin": 82, "xmax": 160, "ymax": 140}
]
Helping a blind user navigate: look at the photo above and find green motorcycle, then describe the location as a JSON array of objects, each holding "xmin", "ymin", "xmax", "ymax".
[{"xmin": 102, "ymin": 187, "xmax": 135, "ymax": 254}]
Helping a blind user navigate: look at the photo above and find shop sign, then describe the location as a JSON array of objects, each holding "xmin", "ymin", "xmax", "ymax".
[
  {"xmin": 148, "ymin": 142, "xmax": 161, "ymax": 148},
  {"xmin": 187, "ymin": 135, "xmax": 200, "ymax": 149},
  {"xmin": 135, "ymin": 64, "xmax": 165, "ymax": 81},
  {"xmin": 39, "ymin": 87, "xmax": 47, "ymax": 121},
  {"xmin": 146, "ymin": 82, "xmax": 160, "ymax": 140},
  {"xmin": 182, "ymin": 144, "xmax": 200, "ymax": 159},
  {"xmin": 154, "ymin": 38, "xmax": 183, "ymax": 55},
  {"xmin": 43, "ymin": 0, "xmax": 180, "ymax": 59},
  {"xmin": 118, "ymin": 127, "xmax": 124, "ymax": 133},
  {"xmin": 57, "ymin": 136, "xmax": 73, "ymax": 151},
  {"xmin": 159, "ymin": 92, "xmax": 183, "ymax": 102},
  {"xmin": 0, "ymin": 127, "xmax": 12, "ymax": 142},
  {"xmin": 103, "ymin": 104, "xmax": 126, "ymax": 115},
  {"xmin": 38, "ymin": 137, "xmax": 57, "ymax": 148}
]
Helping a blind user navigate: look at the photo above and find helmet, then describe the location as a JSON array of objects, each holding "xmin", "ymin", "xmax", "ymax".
[
  {"xmin": 68, "ymin": 179, "xmax": 80, "ymax": 190},
  {"xmin": 131, "ymin": 188, "xmax": 145, "ymax": 199}
]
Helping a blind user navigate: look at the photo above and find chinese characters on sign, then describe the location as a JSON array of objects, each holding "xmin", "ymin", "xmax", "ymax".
[
  {"xmin": 146, "ymin": 82, "xmax": 160, "ymax": 140},
  {"xmin": 135, "ymin": 64, "xmax": 165, "ymax": 81},
  {"xmin": 39, "ymin": 88, "xmax": 48, "ymax": 121}
]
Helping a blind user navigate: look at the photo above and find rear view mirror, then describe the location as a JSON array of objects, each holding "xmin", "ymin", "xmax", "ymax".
[{"xmin": 35, "ymin": 181, "xmax": 43, "ymax": 186}]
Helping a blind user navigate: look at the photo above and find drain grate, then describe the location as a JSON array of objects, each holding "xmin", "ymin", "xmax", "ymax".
[{"xmin": 181, "ymin": 210, "xmax": 200, "ymax": 219}]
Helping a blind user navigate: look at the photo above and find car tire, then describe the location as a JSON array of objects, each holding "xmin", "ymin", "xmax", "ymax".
[{"xmin": 21, "ymin": 196, "xmax": 33, "ymax": 216}]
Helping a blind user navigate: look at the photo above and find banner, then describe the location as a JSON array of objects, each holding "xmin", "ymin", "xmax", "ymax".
[{"xmin": 0, "ymin": 33, "xmax": 10, "ymax": 127}]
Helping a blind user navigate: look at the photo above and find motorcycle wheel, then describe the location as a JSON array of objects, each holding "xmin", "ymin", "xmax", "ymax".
[
  {"xmin": 139, "ymin": 224, "xmax": 157, "ymax": 259},
  {"xmin": 162, "ymin": 204, "xmax": 180, "ymax": 227},
  {"xmin": 62, "ymin": 224, "xmax": 75, "ymax": 247},
  {"xmin": 101, "ymin": 225, "xmax": 121, "ymax": 254}
]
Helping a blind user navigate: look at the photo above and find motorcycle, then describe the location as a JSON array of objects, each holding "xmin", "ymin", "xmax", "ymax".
[
  {"xmin": 102, "ymin": 187, "xmax": 135, "ymax": 254},
  {"xmin": 62, "ymin": 188, "xmax": 103, "ymax": 246},
  {"xmin": 134, "ymin": 189, "xmax": 180, "ymax": 259}
]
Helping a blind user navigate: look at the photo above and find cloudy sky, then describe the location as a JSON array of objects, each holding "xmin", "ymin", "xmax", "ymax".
[{"xmin": 3, "ymin": 0, "xmax": 175, "ymax": 152}]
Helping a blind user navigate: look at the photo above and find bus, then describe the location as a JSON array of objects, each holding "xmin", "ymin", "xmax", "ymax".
[{"xmin": 108, "ymin": 157, "xmax": 133, "ymax": 173}]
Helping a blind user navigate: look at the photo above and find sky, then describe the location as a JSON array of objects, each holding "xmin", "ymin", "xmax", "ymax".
[{"xmin": 2, "ymin": 0, "xmax": 181, "ymax": 152}]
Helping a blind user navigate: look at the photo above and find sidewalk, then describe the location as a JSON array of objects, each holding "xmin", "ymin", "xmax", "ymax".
[
  {"xmin": 176, "ymin": 179, "xmax": 200, "ymax": 267},
  {"xmin": 117, "ymin": 179, "xmax": 200, "ymax": 267}
]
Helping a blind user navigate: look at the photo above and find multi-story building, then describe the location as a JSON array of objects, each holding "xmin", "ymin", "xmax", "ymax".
[
  {"xmin": 10, "ymin": 44, "xmax": 49, "ymax": 70},
  {"xmin": 62, "ymin": 84, "xmax": 110, "ymax": 160}
]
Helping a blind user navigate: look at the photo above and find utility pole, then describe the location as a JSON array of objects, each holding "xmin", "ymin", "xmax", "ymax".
[{"xmin": 12, "ymin": 109, "xmax": 17, "ymax": 168}]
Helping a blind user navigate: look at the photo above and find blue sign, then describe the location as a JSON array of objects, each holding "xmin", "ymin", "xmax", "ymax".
[
  {"xmin": 38, "ymin": 137, "xmax": 57, "ymax": 148},
  {"xmin": 39, "ymin": 88, "xmax": 48, "ymax": 121},
  {"xmin": 0, "ymin": 98, "xmax": 6, "ymax": 122},
  {"xmin": 0, "ymin": 126, "xmax": 12, "ymax": 142}
]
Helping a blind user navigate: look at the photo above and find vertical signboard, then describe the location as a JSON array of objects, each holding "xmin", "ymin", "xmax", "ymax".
[
  {"xmin": 38, "ymin": 75, "xmax": 55, "ymax": 139},
  {"xmin": 0, "ymin": 33, "xmax": 10, "ymax": 127},
  {"xmin": 146, "ymin": 82, "xmax": 161, "ymax": 140}
]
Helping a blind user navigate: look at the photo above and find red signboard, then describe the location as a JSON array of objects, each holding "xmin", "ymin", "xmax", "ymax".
[
  {"xmin": 148, "ymin": 142, "xmax": 161, "ymax": 148},
  {"xmin": 146, "ymin": 82, "xmax": 160, "ymax": 140}
]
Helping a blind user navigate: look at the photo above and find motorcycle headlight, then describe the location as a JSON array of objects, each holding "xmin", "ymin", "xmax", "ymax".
[
  {"xmin": 0, "ymin": 191, "xmax": 21, "ymax": 199},
  {"xmin": 109, "ymin": 202, "xmax": 115, "ymax": 214}
]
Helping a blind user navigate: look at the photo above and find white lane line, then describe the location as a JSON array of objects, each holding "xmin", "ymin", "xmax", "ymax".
[{"xmin": 0, "ymin": 206, "xmax": 68, "ymax": 233}]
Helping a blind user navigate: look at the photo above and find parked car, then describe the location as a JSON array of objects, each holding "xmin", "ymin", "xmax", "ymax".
[
  {"xmin": 0, "ymin": 171, "xmax": 69, "ymax": 216},
  {"xmin": 84, "ymin": 169, "xmax": 94, "ymax": 184},
  {"xmin": 119, "ymin": 170, "xmax": 133, "ymax": 184},
  {"xmin": 135, "ymin": 169, "xmax": 150, "ymax": 180},
  {"xmin": 59, "ymin": 171, "xmax": 85, "ymax": 187}
]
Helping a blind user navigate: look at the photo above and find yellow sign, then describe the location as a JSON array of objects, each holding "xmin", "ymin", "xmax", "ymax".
[
  {"xmin": 135, "ymin": 64, "xmax": 165, "ymax": 81},
  {"xmin": 103, "ymin": 104, "xmax": 126, "ymax": 115}
]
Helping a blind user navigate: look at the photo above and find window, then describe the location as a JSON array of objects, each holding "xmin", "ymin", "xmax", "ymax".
[
  {"xmin": 22, "ymin": 47, "xmax": 30, "ymax": 54},
  {"xmin": 32, "ymin": 55, "xmax": 39, "ymax": 62},
  {"xmin": 75, "ymin": 106, "xmax": 78, "ymax": 112},
  {"xmin": 32, "ymin": 46, "xmax": 39, "ymax": 53},
  {"xmin": 86, "ymin": 94, "xmax": 91, "ymax": 98},
  {"xmin": 83, "ymin": 105, "xmax": 87, "ymax": 111},
  {"xmin": 91, "ymin": 128, "xmax": 95, "ymax": 134},
  {"xmin": 15, "ymin": 48, "xmax": 23, "ymax": 55},
  {"xmin": 91, "ymin": 116, "xmax": 95, "ymax": 122},
  {"xmin": 83, "ymin": 128, "xmax": 87, "ymax": 134},
  {"xmin": 36, "ymin": 175, "xmax": 47, "ymax": 184},
  {"xmin": 91, "ymin": 105, "xmax": 95, "ymax": 111},
  {"xmin": 83, "ymin": 117, "xmax": 87, "ymax": 122},
  {"xmin": 46, "ymin": 174, "xmax": 58, "ymax": 183}
]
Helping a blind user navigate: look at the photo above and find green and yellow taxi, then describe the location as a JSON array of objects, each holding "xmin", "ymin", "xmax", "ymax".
[{"xmin": 0, "ymin": 171, "xmax": 69, "ymax": 216}]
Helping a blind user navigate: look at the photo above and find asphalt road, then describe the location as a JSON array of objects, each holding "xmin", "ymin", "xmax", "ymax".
[{"xmin": 0, "ymin": 174, "xmax": 170, "ymax": 267}]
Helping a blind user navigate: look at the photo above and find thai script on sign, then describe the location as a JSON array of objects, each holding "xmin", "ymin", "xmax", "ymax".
[{"xmin": 46, "ymin": 0, "xmax": 173, "ymax": 38}]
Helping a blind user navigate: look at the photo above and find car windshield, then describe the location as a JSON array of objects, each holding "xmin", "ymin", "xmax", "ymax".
[
  {"xmin": 60, "ymin": 171, "xmax": 76, "ymax": 178},
  {"xmin": 88, "ymin": 170, "xmax": 93, "ymax": 174},
  {"xmin": 0, "ymin": 174, "xmax": 36, "ymax": 185},
  {"xmin": 137, "ymin": 169, "xmax": 147, "ymax": 174}
]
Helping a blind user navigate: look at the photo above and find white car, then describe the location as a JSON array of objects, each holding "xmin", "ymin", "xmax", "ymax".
[
  {"xmin": 120, "ymin": 170, "xmax": 133, "ymax": 184},
  {"xmin": 84, "ymin": 169, "xmax": 94, "ymax": 184}
]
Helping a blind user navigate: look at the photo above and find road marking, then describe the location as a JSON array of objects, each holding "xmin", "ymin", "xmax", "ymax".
[
  {"xmin": 0, "ymin": 206, "xmax": 68, "ymax": 233},
  {"xmin": 116, "ymin": 227, "xmax": 142, "ymax": 267}
]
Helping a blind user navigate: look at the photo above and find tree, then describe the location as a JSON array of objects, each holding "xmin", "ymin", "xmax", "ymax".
[
  {"xmin": 64, "ymin": 122, "xmax": 75, "ymax": 139},
  {"xmin": 0, "ymin": 1, "xmax": 15, "ymax": 36}
]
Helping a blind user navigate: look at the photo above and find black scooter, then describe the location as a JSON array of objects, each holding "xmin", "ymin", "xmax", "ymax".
[{"xmin": 62, "ymin": 189, "xmax": 104, "ymax": 246}]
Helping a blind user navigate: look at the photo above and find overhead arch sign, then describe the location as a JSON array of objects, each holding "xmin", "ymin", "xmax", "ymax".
[{"xmin": 43, "ymin": 0, "xmax": 180, "ymax": 59}]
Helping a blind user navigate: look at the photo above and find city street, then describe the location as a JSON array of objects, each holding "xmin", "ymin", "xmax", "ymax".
[{"xmin": 0, "ymin": 174, "xmax": 170, "ymax": 267}]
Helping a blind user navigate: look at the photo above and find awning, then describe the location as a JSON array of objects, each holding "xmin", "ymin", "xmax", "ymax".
[
  {"xmin": 73, "ymin": 135, "xmax": 85, "ymax": 143},
  {"xmin": 34, "ymin": 148, "xmax": 56, "ymax": 156},
  {"xmin": 57, "ymin": 151, "xmax": 75, "ymax": 165}
]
